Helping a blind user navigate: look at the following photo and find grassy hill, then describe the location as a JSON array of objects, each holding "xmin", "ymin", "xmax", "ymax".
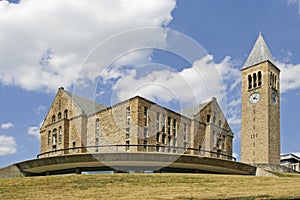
[{"xmin": 1, "ymin": 173, "xmax": 300, "ymax": 199}]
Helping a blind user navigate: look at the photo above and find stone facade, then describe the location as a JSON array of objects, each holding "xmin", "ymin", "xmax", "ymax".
[
  {"xmin": 39, "ymin": 88, "xmax": 234, "ymax": 160},
  {"xmin": 241, "ymin": 34, "xmax": 281, "ymax": 165}
]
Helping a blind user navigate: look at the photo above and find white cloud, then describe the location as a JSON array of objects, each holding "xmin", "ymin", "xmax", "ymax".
[
  {"xmin": 1, "ymin": 122, "xmax": 14, "ymax": 129},
  {"xmin": 276, "ymin": 61, "xmax": 300, "ymax": 93},
  {"xmin": 27, "ymin": 126, "xmax": 40, "ymax": 138},
  {"xmin": 0, "ymin": 135, "xmax": 17, "ymax": 156},
  {"xmin": 111, "ymin": 55, "xmax": 232, "ymax": 109},
  {"xmin": 34, "ymin": 105, "xmax": 46, "ymax": 115},
  {"xmin": 287, "ymin": 0, "xmax": 300, "ymax": 14},
  {"xmin": 0, "ymin": 0, "xmax": 176, "ymax": 92}
]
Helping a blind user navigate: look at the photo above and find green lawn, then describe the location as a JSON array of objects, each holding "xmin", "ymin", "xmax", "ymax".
[{"xmin": 1, "ymin": 173, "xmax": 300, "ymax": 199}]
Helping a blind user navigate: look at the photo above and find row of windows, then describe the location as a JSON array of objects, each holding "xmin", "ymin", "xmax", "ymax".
[
  {"xmin": 212, "ymin": 132, "xmax": 227, "ymax": 150},
  {"xmin": 248, "ymin": 71, "xmax": 262, "ymax": 90},
  {"xmin": 47, "ymin": 127, "xmax": 63, "ymax": 146},
  {"xmin": 206, "ymin": 113, "xmax": 223, "ymax": 128},
  {"xmin": 51, "ymin": 109, "xmax": 68, "ymax": 123}
]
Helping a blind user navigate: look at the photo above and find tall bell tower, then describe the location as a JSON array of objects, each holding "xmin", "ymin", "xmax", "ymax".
[{"xmin": 241, "ymin": 33, "xmax": 280, "ymax": 165}]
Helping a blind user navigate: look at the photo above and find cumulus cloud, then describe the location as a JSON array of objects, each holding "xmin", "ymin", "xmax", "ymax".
[
  {"xmin": 111, "ymin": 55, "xmax": 234, "ymax": 110},
  {"xmin": 0, "ymin": 0, "xmax": 176, "ymax": 92},
  {"xmin": 1, "ymin": 122, "xmax": 14, "ymax": 129},
  {"xmin": 276, "ymin": 61, "xmax": 300, "ymax": 93},
  {"xmin": 287, "ymin": 0, "xmax": 300, "ymax": 14},
  {"xmin": 27, "ymin": 126, "xmax": 40, "ymax": 138},
  {"xmin": 0, "ymin": 135, "xmax": 17, "ymax": 156},
  {"xmin": 27, "ymin": 121, "xmax": 43, "ymax": 138},
  {"xmin": 33, "ymin": 105, "xmax": 46, "ymax": 115}
]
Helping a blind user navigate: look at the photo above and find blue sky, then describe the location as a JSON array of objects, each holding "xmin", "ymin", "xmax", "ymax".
[{"xmin": 1, "ymin": 0, "xmax": 300, "ymax": 167}]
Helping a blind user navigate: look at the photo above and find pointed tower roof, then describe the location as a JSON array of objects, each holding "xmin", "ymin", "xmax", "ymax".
[{"xmin": 242, "ymin": 33, "xmax": 275, "ymax": 70}]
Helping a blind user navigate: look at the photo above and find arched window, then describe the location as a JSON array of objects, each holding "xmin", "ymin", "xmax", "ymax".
[
  {"xmin": 274, "ymin": 75, "xmax": 277, "ymax": 89},
  {"xmin": 64, "ymin": 109, "xmax": 68, "ymax": 119},
  {"xmin": 258, "ymin": 71, "xmax": 262, "ymax": 87},
  {"xmin": 253, "ymin": 73, "xmax": 257, "ymax": 88},
  {"xmin": 58, "ymin": 112, "xmax": 62, "ymax": 120},
  {"xmin": 248, "ymin": 75, "xmax": 252, "ymax": 89},
  {"xmin": 52, "ymin": 129, "xmax": 57, "ymax": 145},
  {"xmin": 213, "ymin": 116, "xmax": 216, "ymax": 124},
  {"xmin": 52, "ymin": 115, "xmax": 56, "ymax": 123}
]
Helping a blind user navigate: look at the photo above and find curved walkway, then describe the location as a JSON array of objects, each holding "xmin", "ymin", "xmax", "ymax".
[{"xmin": 0, "ymin": 152, "xmax": 256, "ymax": 178}]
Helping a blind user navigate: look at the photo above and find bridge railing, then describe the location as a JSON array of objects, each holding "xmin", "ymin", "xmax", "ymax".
[{"xmin": 37, "ymin": 144, "xmax": 236, "ymax": 161}]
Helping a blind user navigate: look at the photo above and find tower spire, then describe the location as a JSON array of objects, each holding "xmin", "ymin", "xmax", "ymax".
[{"xmin": 242, "ymin": 33, "xmax": 275, "ymax": 69}]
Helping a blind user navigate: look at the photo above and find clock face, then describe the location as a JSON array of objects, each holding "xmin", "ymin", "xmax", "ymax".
[
  {"xmin": 249, "ymin": 93, "xmax": 260, "ymax": 104},
  {"xmin": 271, "ymin": 92, "xmax": 277, "ymax": 104}
]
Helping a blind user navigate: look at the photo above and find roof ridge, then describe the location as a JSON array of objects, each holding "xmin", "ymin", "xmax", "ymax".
[{"xmin": 63, "ymin": 89, "xmax": 107, "ymax": 115}]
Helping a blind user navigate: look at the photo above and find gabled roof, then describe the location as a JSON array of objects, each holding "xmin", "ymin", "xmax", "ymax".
[
  {"xmin": 242, "ymin": 33, "xmax": 276, "ymax": 70},
  {"xmin": 180, "ymin": 97, "xmax": 215, "ymax": 119},
  {"xmin": 64, "ymin": 90, "xmax": 107, "ymax": 116}
]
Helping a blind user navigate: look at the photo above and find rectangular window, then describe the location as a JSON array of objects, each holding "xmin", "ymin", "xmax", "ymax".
[
  {"xmin": 162, "ymin": 114, "xmax": 166, "ymax": 133},
  {"xmin": 59, "ymin": 127, "xmax": 62, "ymax": 143},
  {"xmin": 126, "ymin": 140, "xmax": 130, "ymax": 151},
  {"xmin": 126, "ymin": 107, "xmax": 130, "ymax": 126},
  {"xmin": 95, "ymin": 138, "xmax": 99, "ymax": 152},
  {"xmin": 95, "ymin": 118, "xmax": 99, "ymax": 137},
  {"xmin": 52, "ymin": 145, "xmax": 56, "ymax": 153},
  {"xmin": 72, "ymin": 142, "xmax": 76, "ymax": 148},
  {"xmin": 144, "ymin": 127, "xmax": 148, "ymax": 138},
  {"xmin": 212, "ymin": 131, "xmax": 215, "ymax": 147},
  {"xmin": 156, "ymin": 112, "xmax": 160, "ymax": 131},
  {"xmin": 172, "ymin": 119, "xmax": 176, "ymax": 137},
  {"xmin": 143, "ymin": 107, "xmax": 148, "ymax": 126},
  {"xmin": 52, "ymin": 134, "xmax": 57, "ymax": 145},
  {"xmin": 126, "ymin": 128, "xmax": 130, "ymax": 139},
  {"xmin": 48, "ymin": 131, "xmax": 51, "ymax": 146},
  {"xmin": 162, "ymin": 134, "xmax": 166, "ymax": 144},
  {"xmin": 156, "ymin": 132, "xmax": 160, "ymax": 142},
  {"xmin": 183, "ymin": 123, "xmax": 187, "ymax": 141},
  {"xmin": 167, "ymin": 117, "xmax": 171, "ymax": 135},
  {"xmin": 143, "ymin": 140, "xmax": 147, "ymax": 151}
]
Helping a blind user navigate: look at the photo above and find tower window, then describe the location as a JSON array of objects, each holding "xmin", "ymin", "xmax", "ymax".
[
  {"xmin": 58, "ymin": 112, "xmax": 62, "ymax": 120},
  {"xmin": 253, "ymin": 73, "xmax": 257, "ymax": 88},
  {"xmin": 207, "ymin": 115, "xmax": 211, "ymax": 123},
  {"xmin": 258, "ymin": 71, "xmax": 262, "ymax": 86},
  {"xmin": 248, "ymin": 75, "xmax": 252, "ymax": 89},
  {"xmin": 64, "ymin": 109, "xmax": 68, "ymax": 119}
]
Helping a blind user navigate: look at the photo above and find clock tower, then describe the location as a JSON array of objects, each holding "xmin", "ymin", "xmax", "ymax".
[{"xmin": 241, "ymin": 33, "xmax": 280, "ymax": 165}]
